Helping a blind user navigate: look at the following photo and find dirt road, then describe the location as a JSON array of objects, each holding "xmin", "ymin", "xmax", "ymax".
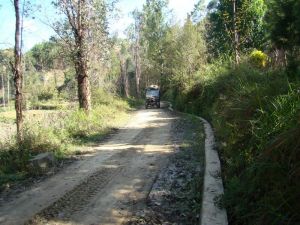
[{"xmin": 0, "ymin": 104, "xmax": 204, "ymax": 225}]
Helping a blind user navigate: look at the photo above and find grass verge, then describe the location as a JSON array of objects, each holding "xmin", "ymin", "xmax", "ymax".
[{"xmin": 0, "ymin": 92, "xmax": 141, "ymax": 191}]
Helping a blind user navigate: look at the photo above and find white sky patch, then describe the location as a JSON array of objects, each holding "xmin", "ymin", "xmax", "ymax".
[
  {"xmin": 109, "ymin": 0, "xmax": 199, "ymax": 38},
  {"xmin": 23, "ymin": 20, "xmax": 39, "ymax": 33},
  {"xmin": 109, "ymin": 16, "xmax": 134, "ymax": 38},
  {"xmin": 108, "ymin": 0, "xmax": 144, "ymax": 38},
  {"xmin": 168, "ymin": 0, "xmax": 197, "ymax": 23}
]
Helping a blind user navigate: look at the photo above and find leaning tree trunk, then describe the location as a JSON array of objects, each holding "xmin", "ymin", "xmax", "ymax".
[
  {"xmin": 233, "ymin": 0, "xmax": 240, "ymax": 65},
  {"xmin": 14, "ymin": 0, "xmax": 24, "ymax": 142}
]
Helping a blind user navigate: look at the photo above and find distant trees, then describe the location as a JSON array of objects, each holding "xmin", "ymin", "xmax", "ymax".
[
  {"xmin": 126, "ymin": 0, "xmax": 206, "ymax": 93},
  {"xmin": 132, "ymin": 9, "xmax": 142, "ymax": 98},
  {"xmin": 119, "ymin": 42, "xmax": 130, "ymax": 98},
  {"xmin": 0, "ymin": 50, "xmax": 13, "ymax": 108},
  {"xmin": 141, "ymin": 0, "xmax": 168, "ymax": 87},
  {"xmin": 158, "ymin": 18, "xmax": 206, "ymax": 91},
  {"xmin": 206, "ymin": 0, "xmax": 266, "ymax": 61},
  {"xmin": 29, "ymin": 39, "xmax": 63, "ymax": 71},
  {"xmin": 266, "ymin": 0, "xmax": 300, "ymax": 50},
  {"xmin": 265, "ymin": 0, "xmax": 300, "ymax": 71}
]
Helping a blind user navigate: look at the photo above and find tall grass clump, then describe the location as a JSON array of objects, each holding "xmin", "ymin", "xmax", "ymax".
[
  {"xmin": 66, "ymin": 88, "xmax": 130, "ymax": 142},
  {"xmin": 66, "ymin": 102, "xmax": 129, "ymax": 142},
  {"xmin": 167, "ymin": 59, "xmax": 300, "ymax": 224},
  {"xmin": 222, "ymin": 88, "xmax": 300, "ymax": 225}
]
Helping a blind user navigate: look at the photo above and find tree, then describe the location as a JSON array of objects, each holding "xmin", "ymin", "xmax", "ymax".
[
  {"xmin": 141, "ymin": 0, "xmax": 168, "ymax": 87},
  {"xmin": 28, "ymin": 40, "xmax": 62, "ymax": 71},
  {"xmin": 206, "ymin": 0, "xmax": 266, "ymax": 60},
  {"xmin": 5, "ymin": 66, "xmax": 10, "ymax": 107},
  {"xmin": 54, "ymin": 0, "xmax": 94, "ymax": 111},
  {"xmin": 190, "ymin": 0, "xmax": 206, "ymax": 23},
  {"xmin": 53, "ymin": 0, "xmax": 112, "ymax": 111},
  {"xmin": 160, "ymin": 17, "xmax": 206, "ymax": 90},
  {"xmin": 132, "ymin": 9, "xmax": 142, "ymax": 98},
  {"xmin": 87, "ymin": 0, "xmax": 111, "ymax": 91},
  {"xmin": 13, "ymin": 0, "xmax": 24, "ymax": 142},
  {"xmin": 0, "ymin": 49, "xmax": 14, "ymax": 109},
  {"xmin": 180, "ymin": 17, "xmax": 206, "ymax": 82},
  {"xmin": 265, "ymin": 0, "xmax": 300, "ymax": 70},
  {"xmin": 119, "ymin": 42, "xmax": 130, "ymax": 97},
  {"xmin": 232, "ymin": 0, "xmax": 239, "ymax": 64}
]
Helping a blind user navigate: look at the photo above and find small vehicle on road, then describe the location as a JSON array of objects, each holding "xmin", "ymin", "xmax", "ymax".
[{"xmin": 145, "ymin": 85, "xmax": 160, "ymax": 109}]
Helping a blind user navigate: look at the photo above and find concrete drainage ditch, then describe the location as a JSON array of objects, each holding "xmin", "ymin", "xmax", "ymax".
[{"xmin": 167, "ymin": 102, "xmax": 228, "ymax": 225}]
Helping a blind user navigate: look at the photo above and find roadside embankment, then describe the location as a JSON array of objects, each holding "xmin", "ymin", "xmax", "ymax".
[
  {"xmin": 165, "ymin": 62, "xmax": 300, "ymax": 224},
  {"xmin": 168, "ymin": 102, "xmax": 228, "ymax": 225}
]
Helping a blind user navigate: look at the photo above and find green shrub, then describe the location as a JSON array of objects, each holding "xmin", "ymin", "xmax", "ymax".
[
  {"xmin": 126, "ymin": 97, "xmax": 144, "ymax": 108},
  {"xmin": 167, "ymin": 60, "xmax": 300, "ymax": 224},
  {"xmin": 0, "ymin": 124, "xmax": 67, "ymax": 189},
  {"xmin": 21, "ymin": 124, "xmax": 68, "ymax": 155},
  {"xmin": 0, "ymin": 142, "xmax": 25, "ymax": 174},
  {"xmin": 66, "ymin": 101, "xmax": 129, "ymax": 141},
  {"xmin": 30, "ymin": 100, "xmax": 68, "ymax": 110},
  {"xmin": 91, "ymin": 88, "xmax": 115, "ymax": 106},
  {"xmin": 249, "ymin": 50, "xmax": 268, "ymax": 68},
  {"xmin": 37, "ymin": 86, "xmax": 58, "ymax": 101}
]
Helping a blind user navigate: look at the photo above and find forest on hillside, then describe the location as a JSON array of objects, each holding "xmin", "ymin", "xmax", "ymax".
[{"xmin": 0, "ymin": 0, "xmax": 300, "ymax": 224}]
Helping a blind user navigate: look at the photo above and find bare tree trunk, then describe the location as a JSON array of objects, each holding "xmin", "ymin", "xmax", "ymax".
[
  {"xmin": 125, "ymin": 59, "xmax": 130, "ymax": 97},
  {"xmin": 146, "ymin": 73, "xmax": 150, "ymax": 88},
  {"xmin": 120, "ymin": 59, "xmax": 124, "ymax": 95},
  {"xmin": 7, "ymin": 68, "xmax": 10, "ymax": 108},
  {"xmin": 1, "ymin": 72, "xmax": 5, "ymax": 108},
  {"xmin": 233, "ymin": 0, "xmax": 240, "ymax": 65},
  {"xmin": 134, "ymin": 45, "xmax": 141, "ymax": 98},
  {"xmin": 14, "ymin": 0, "xmax": 24, "ymax": 142},
  {"xmin": 133, "ymin": 13, "xmax": 142, "ymax": 98},
  {"xmin": 120, "ymin": 57, "xmax": 129, "ymax": 98},
  {"xmin": 284, "ymin": 50, "xmax": 288, "ymax": 67},
  {"xmin": 132, "ymin": 10, "xmax": 143, "ymax": 98},
  {"xmin": 75, "ymin": 51, "xmax": 91, "ymax": 111},
  {"xmin": 57, "ymin": 0, "xmax": 91, "ymax": 112},
  {"xmin": 54, "ymin": 71, "xmax": 57, "ymax": 87},
  {"xmin": 22, "ymin": 55, "xmax": 26, "ymax": 88},
  {"xmin": 75, "ymin": 0, "xmax": 91, "ymax": 112}
]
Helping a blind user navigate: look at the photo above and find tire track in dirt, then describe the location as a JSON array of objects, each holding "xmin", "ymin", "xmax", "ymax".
[
  {"xmin": 28, "ymin": 166, "xmax": 123, "ymax": 224},
  {"xmin": 27, "ymin": 146, "xmax": 141, "ymax": 224},
  {"xmin": 23, "ymin": 108, "xmax": 174, "ymax": 225}
]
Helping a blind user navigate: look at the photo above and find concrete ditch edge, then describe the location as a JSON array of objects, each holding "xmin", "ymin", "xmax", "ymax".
[{"xmin": 167, "ymin": 102, "xmax": 228, "ymax": 225}]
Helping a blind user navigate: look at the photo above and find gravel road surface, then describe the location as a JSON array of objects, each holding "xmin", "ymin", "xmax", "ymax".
[{"xmin": 0, "ymin": 104, "xmax": 180, "ymax": 225}]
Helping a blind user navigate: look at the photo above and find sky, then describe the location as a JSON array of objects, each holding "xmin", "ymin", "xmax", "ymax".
[{"xmin": 0, "ymin": 0, "xmax": 206, "ymax": 51}]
